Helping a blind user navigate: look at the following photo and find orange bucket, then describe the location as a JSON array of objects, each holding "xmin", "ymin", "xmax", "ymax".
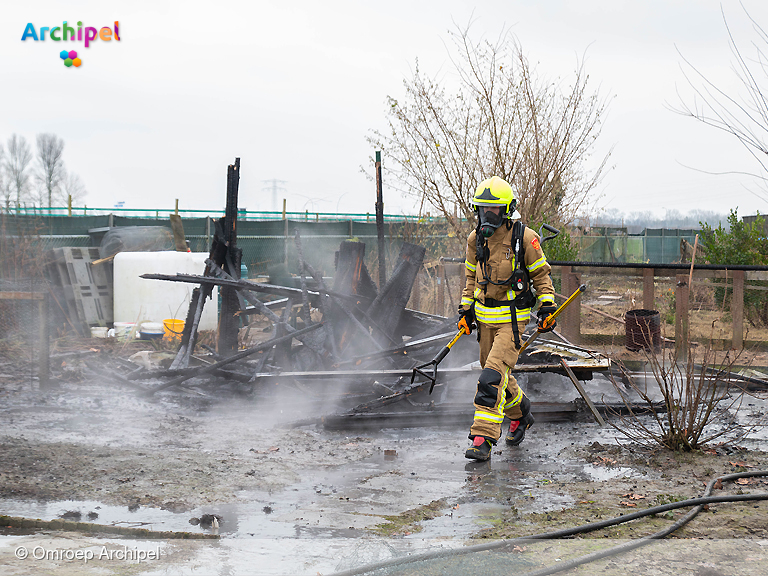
[{"xmin": 163, "ymin": 319, "xmax": 185, "ymax": 343}]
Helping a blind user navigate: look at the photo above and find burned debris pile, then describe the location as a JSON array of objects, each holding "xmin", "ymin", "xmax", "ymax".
[
  {"xmin": 134, "ymin": 232, "xmax": 464, "ymax": 409},
  {"xmin": 104, "ymin": 164, "xmax": 467, "ymax": 408},
  {"xmin": 126, "ymin": 222, "xmax": 619, "ymax": 428}
]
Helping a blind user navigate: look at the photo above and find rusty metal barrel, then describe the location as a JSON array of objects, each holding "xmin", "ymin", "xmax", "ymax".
[{"xmin": 625, "ymin": 309, "xmax": 661, "ymax": 352}]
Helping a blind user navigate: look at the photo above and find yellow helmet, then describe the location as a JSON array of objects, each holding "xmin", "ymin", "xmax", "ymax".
[
  {"xmin": 472, "ymin": 176, "xmax": 517, "ymax": 237},
  {"xmin": 471, "ymin": 176, "xmax": 515, "ymax": 214}
]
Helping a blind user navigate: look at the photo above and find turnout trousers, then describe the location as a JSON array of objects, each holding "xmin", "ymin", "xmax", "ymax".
[{"xmin": 469, "ymin": 319, "xmax": 529, "ymax": 441}]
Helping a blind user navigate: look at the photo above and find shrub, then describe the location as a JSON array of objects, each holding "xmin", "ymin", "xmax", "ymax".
[
  {"xmin": 700, "ymin": 209, "xmax": 768, "ymax": 326},
  {"xmin": 608, "ymin": 343, "xmax": 757, "ymax": 451}
]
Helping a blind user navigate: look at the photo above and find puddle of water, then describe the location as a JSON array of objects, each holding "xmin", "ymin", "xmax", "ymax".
[
  {"xmin": 419, "ymin": 501, "xmax": 509, "ymax": 539},
  {"xmin": 0, "ymin": 499, "xmax": 201, "ymax": 533},
  {"xmin": 580, "ymin": 463, "xmax": 640, "ymax": 481},
  {"xmin": 0, "ymin": 429, "xmax": 471, "ymax": 541}
]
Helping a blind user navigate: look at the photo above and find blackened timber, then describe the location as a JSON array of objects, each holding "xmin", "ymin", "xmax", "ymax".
[
  {"xmin": 147, "ymin": 322, "xmax": 324, "ymax": 395},
  {"xmin": 319, "ymin": 402, "xmax": 647, "ymax": 431},
  {"xmin": 140, "ymin": 273, "xmax": 368, "ymax": 304},
  {"xmin": 333, "ymin": 330, "xmax": 457, "ymax": 368},
  {"xmin": 358, "ymin": 262, "xmax": 379, "ymax": 301},
  {"xmin": 367, "ymin": 242, "xmax": 426, "ymax": 345},
  {"xmin": 351, "ymin": 303, "xmax": 400, "ymax": 347},
  {"xmin": 296, "ymin": 250, "xmax": 340, "ymax": 361},
  {"xmin": 252, "ymin": 304, "xmax": 284, "ymax": 376},
  {"xmin": 250, "ymin": 362, "xmax": 610, "ymax": 382},
  {"xmin": 333, "ymin": 241, "xmax": 367, "ymax": 296},
  {"xmin": 270, "ymin": 297, "xmax": 295, "ymax": 370},
  {"xmin": 332, "ymin": 241, "xmax": 369, "ymax": 354},
  {"xmin": 395, "ymin": 309, "xmax": 455, "ymax": 340},
  {"xmin": 169, "ymin": 286, "xmax": 207, "ymax": 370},
  {"xmin": 218, "ymin": 158, "xmax": 242, "ymax": 355},
  {"xmin": 169, "ymin": 221, "xmax": 225, "ymax": 369},
  {"xmin": 331, "ymin": 240, "xmax": 377, "ymax": 300},
  {"xmin": 375, "ymin": 150, "xmax": 386, "ymax": 286},
  {"xmin": 347, "ymin": 380, "xmax": 432, "ymax": 413},
  {"xmin": 326, "ymin": 242, "xmax": 390, "ymax": 348},
  {"xmin": 292, "ymin": 231, "xmax": 335, "ymax": 365},
  {"xmin": 293, "ymin": 231, "xmax": 312, "ymax": 326},
  {"xmin": 334, "ymin": 298, "xmax": 384, "ymax": 351},
  {"xmin": 204, "ymin": 259, "xmax": 329, "ymax": 360}
]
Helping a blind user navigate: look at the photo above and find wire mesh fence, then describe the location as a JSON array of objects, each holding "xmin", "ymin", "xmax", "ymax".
[
  {"xmin": 416, "ymin": 262, "xmax": 768, "ymax": 372},
  {"xmin": 3, "ymin": 210, "xmax": 768, "ymax": 385},
  {"xmin": 0, "ymin": 280, "xmax": 50, "ymax": 389}
]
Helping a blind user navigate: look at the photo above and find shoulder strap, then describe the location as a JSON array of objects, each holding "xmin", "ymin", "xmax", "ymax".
[
  {"xmin": 511, "ymin": 221, "xmax": 527, "ymax": 283},
  {"xmin": 512, "ymin": 222, "xmax": 525, "ymax": 268},
  {"xmin": 512, "ymin": 223, "xmax": 537, "ymax": 306}
]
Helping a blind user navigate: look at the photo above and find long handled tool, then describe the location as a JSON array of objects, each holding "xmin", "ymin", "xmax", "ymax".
[
  {"xmin": 412, "ymin": 285, "xmax": 586, "ymax": 395},
  {"xmin": 411, "ymin": 315, "xmax": 473, "ymax": 394},
  {"xmin": 520, "ymin": 284, "xmax": 605, "ymax": 425},
  {"xmin": 518, "ymin": 284, "xmax": 586, "ymax": 355}
]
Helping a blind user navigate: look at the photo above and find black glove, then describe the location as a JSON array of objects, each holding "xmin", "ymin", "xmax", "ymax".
[
  {"xmin": 458, "ymin": 305, "xmax": 476, "ymax": 334},
  {"xmin": 537, "ymin": 304, "xmax": 558, "ymax": 332}
]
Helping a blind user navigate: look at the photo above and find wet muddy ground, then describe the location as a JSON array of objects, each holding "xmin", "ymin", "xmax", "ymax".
[{"xmin": 1, "ymin": 360, "xmax": 768, "ymax": 575}]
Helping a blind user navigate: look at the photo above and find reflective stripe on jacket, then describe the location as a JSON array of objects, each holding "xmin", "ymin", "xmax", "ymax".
[{"xmin": 460, "ymin": 223, "xmax": 555, "ymax": 318}]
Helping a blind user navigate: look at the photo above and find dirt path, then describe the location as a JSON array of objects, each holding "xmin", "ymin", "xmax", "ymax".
[{"xmin": 1, "ymin": 370, "xmax": 767, "ymax": 575}]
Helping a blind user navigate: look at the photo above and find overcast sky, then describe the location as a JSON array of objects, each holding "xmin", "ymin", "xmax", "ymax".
[{"xmin": 3, "ymin": 0, "xmax": 768, "ymax": 221}]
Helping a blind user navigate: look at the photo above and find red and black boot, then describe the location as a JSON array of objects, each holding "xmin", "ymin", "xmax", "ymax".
[
  {"xmin": 506, "ymin": 395, "xmax": 534, "ymax": 446},
  {"xmin": 465, "ymin": 436, "xmax": 493, "ymax": 461}
]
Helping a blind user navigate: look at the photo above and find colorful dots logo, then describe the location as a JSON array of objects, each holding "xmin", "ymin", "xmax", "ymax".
[{"xmin": 60, "ymin": 49, "xmax": 81, "ymax": 68}]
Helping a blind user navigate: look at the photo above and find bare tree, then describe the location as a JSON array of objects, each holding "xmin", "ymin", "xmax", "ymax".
[
  {"xmin": 675, "ymin": 4, "xmax": 768, "ymax": 194},
  {"xmin": 61, "ymin": 170, "xmax": 87, "ymax": 205},
  {"xmin": 35, "ymin": 133, "xmax": 65, "ymax": 209},
  {"xmin": 4, "ymin": 134, "xmax": 32, "ymax": 208},
  {"xmin": 367, "ymin": 24, "xmax": 611, "ymax": 240}
]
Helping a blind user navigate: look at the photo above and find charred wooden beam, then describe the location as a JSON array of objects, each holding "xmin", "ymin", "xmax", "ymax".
[
  {"xmin": 170, "ymin": 286, "xmax": 207, "ymax": 370},
  {"xmin": 375, "ymin": 151, "xmax": 386, "ymax": 287},
  {"xmin": 147, "ymin": 322, "xmax": 324, "ymax": 395},
  {"xmin": 218, "ymin": 158, "xmax": 242, "ymax": 356},
  {"xmin": 333, "ymin": 241, "xmax": 367, "ymax": 295},
  {"xmin": 367, "ymin": 242, "xmax": 426, "ymax": 345},
  {"xmin": 332, "ymin": 241, "xmax": 364, "ymax": 354},
  {"xmin": 293, "ymin": 231, "xmax": 312, "ymax": 327},
  {"xmin": 205, "ymin": 258, "xmax": 329, "ymax": 364},
  {"xmin": 295, "ymin": 234, "xmax": 340, "ymax": 361},
  {"xmin": 333, "ymin": 330, "xmax": 457, "ymax": 368},
  {"xmin": 140, "ymin": 273, "xmax": 368, "ymax": 305},
  {"xmin": 319, "ymin": 401, "xmax": 669, "ymax": 430},
  {"xmin": 396, "ymin": 308, "xmax": 454, "ymax": 339},
  {"xmin": 250, "ymin": 361, "xmax": 610, "ymax": 383},
  {"xmin": 349, "ymin": 303, "xmax": 400, "ymax": 347}
]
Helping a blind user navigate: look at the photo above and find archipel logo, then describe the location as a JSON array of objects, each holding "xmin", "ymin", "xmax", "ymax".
[{"xmin": 21, "ymin": 21, "xmax": 120, "ymax": 68}]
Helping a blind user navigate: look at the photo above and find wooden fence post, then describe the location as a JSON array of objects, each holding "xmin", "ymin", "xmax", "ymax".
[
  {"xmin": 643, "ymin": 268, "xmax": 655, "ymax": 310},
  {"xmin": 732, "ymin": 270, "xmax": 745, "ymax": 350},
  {"xmin": 675, "ymin": 274, "xmax": 689, "ymax": 361}
]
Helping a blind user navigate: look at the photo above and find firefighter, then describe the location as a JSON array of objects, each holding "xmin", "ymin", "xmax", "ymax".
[{"xmin": 460, "ymin": 176, "xmax": 557, "ymax": 461}]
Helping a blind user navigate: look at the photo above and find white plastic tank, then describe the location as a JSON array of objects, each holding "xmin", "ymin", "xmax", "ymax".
[{"xmin": 113, "ymin": 252, "xmax": 219, "ymax": 330}]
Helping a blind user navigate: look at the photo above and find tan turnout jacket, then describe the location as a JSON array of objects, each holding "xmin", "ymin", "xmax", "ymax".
[{"xmin": 461, "ymin": 224, "xmax": 555, "ymax": 324}]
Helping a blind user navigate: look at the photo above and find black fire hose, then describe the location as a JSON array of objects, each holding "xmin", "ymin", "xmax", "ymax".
[
  {"xmin": 516, "ymin": 468, "xmax": 767, "ymax": 576},
  {"xmin": 326, "ymin": 470, "xmax": 768, "ymax": 576}
]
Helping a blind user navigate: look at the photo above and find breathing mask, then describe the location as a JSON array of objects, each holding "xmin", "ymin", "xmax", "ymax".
[{"xmin": 477, "ymin": 206, "xmax": 505, "ymax": 238}]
